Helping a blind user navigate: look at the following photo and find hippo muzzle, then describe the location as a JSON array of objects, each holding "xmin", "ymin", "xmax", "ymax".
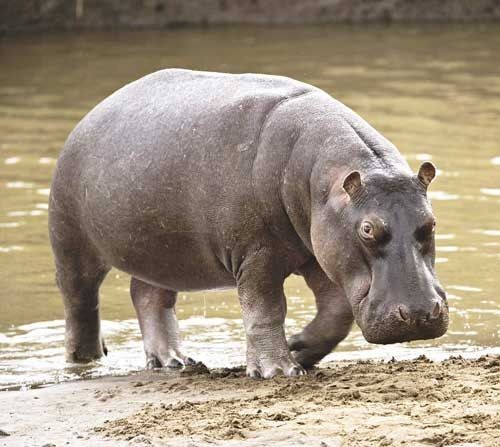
[{"xmin": 356, "ymin": 287, "xmax": 449, "ymax": 344}]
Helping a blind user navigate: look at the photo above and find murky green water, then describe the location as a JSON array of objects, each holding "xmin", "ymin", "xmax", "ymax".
[{"xmin": 1, "ymin": 24, "xmax": 499, "ymax": 388}]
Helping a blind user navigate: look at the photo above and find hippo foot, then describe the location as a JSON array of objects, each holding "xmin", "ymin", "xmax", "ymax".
[
  {"xmin": 246, "ymin": 357, "xmax": 306, "ymax": 379},
  {"xmin": 290, "ymin": 349, "xmax": 323, "ymax": 370},
  {"xmin": 145, "ymin": 351, "xmax": 197, "ymax": 369},
  {"xmin": 65, "ymin": 336, "xmax": 108, "ymax": 363},
  {"xmin": 288, "ymin": 333, "xmax": 332, "ymax": 369}
]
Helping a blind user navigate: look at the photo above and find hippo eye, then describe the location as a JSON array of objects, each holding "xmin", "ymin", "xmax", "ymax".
[
  {"xmin": 415, "ymin": 219, "xmax": 436, "ymax": 243},
  {"xmin": 360, "ymin": 221, "xmax": 375, "ymax": 239}
]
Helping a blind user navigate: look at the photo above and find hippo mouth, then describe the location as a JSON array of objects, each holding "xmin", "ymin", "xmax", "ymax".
[
  {"xmin": 360, "ymin": 314, "xmax": 449, "ymax": 344},
  {"xmin": 355, "ymin": 293, "xmax": 450, "ymax": 345},
  {"xmin": 351, "ymin": 283, "xmax": 371, "ymax": 320}
]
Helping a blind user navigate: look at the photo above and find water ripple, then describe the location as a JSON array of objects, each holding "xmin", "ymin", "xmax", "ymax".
[
  {"xmin": 481, "ymin": 188, "xmax": 500, "ymax": 197},
  {"xmin": 428, "ymin": 191, "xmax": 460, "ymax": 200}
]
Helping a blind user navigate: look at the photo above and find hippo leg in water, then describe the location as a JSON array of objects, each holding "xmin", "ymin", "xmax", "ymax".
[{"xmin": 50, "ymin": 222, "xmax": 109, "ymax": 362}]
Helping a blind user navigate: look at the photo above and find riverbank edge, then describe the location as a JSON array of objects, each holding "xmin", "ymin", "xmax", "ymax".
[{"xmin": 2, "ymin": 0, "xmax": 500, "ymax": 34}]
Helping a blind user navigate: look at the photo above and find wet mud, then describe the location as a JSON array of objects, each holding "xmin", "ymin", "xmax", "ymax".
[
  {"xmin": 4, "ymin": 356, "xmax": 498, "ymax": 447},
  {"xmin": 92, "ymin": 356, "xmax": 500, "ymax": 446}
]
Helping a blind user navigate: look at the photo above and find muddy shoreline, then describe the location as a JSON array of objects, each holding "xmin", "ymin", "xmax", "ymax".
[{"xmin": 1, "ymin": 355, "xmax": 499, "ymax": 447}]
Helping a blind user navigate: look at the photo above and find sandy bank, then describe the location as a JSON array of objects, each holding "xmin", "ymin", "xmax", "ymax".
[{"xmin": 1, "ymin": 356, "xmax": 499, "ymax": 447}]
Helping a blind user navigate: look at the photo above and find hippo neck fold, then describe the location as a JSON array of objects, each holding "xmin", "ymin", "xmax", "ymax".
[{"xmin": 276, "ymin": 92, "xmax": 413, "ymax": 264}]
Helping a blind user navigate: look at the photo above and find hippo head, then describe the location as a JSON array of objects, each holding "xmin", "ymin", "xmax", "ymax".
[{"xmin": 311, "ymin": 162, "xmax": 449, "ymax": 344}]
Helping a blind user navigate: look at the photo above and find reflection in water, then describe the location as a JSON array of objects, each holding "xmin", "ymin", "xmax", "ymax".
[{"xmin": 1, "ymin": 24, "xmax": 499, "ymax": 387}]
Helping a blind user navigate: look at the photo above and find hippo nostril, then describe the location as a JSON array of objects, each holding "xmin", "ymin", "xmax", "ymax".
[
  {"xmin": 398, "ymin": 305, "xmax": 410, "ymax": 322},
  {"xmin": 432, "ymin": 301, "xmax": 441, "ymax": 319}
]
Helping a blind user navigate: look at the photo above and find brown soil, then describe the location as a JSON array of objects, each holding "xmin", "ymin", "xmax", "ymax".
[{"xmin": 2, "ymin": 356, "xmax": 500, "ymax": 447}]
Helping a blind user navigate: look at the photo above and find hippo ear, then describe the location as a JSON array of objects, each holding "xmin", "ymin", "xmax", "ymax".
[
  {"xmin": 342, "ymin": 171, "xmax": 362, "ymax": 197},
  {"xmin": 417, "ymin": 162, "xmax": 436, "ymax": 189}
]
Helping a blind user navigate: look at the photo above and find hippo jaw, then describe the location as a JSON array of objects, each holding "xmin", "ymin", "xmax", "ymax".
[{"xmin": 359, "ymin": 314, "xmax": 449, "ymax": 345}]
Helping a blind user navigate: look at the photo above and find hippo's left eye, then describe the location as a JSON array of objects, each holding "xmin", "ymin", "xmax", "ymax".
[{"xmin": 415, "ymin": 219, "xmax": 436, "ymax": 243}]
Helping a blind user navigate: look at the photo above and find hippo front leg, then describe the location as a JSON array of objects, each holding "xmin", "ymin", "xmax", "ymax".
[
  {"xmin": 289, "ymin": 259, "xmax": 354, "ymax": 368},
  {"xmin": 130, "ymin": 277, "xmax": 196, "ymax": 369},
  {"xmin": 237, "ymin": 253, "xmax": 306, "ymax": 379}
]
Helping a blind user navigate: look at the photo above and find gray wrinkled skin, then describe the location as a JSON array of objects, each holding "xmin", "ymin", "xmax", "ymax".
[{"xmin": 49, "ymin": 69, "xmax": 449, "ymax": 378}]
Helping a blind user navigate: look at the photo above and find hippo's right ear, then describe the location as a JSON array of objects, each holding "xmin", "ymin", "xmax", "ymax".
[
  {"xmin": 417, "ymin": 161, "xmax": 436, "ymax": 189},
  {"xmin": 342, "ymin": 171, "xmax": 362, "ymax": 198}
]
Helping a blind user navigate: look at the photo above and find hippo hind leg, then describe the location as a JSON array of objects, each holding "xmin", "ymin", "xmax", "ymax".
[
  {"xmin": 50, "ymin": 216, "xmax": 110, "ymax": 363},
  {"xmin": 130, "ymin": 277, "xmax": 196, "ymax": 369}
]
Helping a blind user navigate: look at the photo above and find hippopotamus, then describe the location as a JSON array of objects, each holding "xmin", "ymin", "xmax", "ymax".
[{"xmin": 49, "ymin": 69, "xmax": 449, "ymax": 378}]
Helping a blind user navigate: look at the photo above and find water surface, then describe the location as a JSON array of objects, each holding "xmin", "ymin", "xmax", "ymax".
[{"xmin": 1, "ymin": 24, "xmax": 499, "ymax": 388}]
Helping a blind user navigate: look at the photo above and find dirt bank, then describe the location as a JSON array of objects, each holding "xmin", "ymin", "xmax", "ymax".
[
  {"xmin": 1, "ymin": 355, "xmax": 500, "ymax": 447},
  {"xmin": 2, "ymin": 0, "xmax": 500, "ymax": 33}
]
